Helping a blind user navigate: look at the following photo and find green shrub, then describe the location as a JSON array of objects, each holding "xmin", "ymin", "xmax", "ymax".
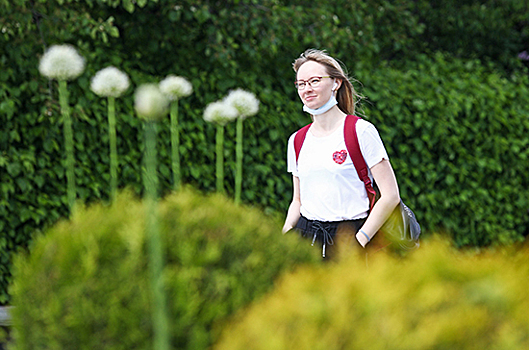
[
  {"xmin": 9, "ymin": 188, "xmax": 321, "ymax": 350},
  {"xmin": 413, "ymin": 0, "xmax": 528, "ymax": 71},
  {"xmin": 357, "ymin": 53, "xmax": 529, "ymax": 247},
  {"xmin": 215, "ymin": 237, "xmax": 529, "ymax": 350}
]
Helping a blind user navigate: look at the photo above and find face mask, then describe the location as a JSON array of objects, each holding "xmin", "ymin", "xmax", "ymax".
[{"xmin": 303, "ymin": 94, "xmax": 338, "ymax": 115}]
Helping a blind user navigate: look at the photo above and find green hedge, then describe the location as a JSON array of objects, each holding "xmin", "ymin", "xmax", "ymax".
[
  {"xmin": 9, "ymin": 188, "xmax": 321, "ymax": 350},
  {"xmin": 214, "ymin": 237, "xmax": 529, "ymax": 350},
  {"xmin": 357, "ymin": 53, "xmax": 529, "ymax": 247},
  {"xmin": 1, "ymin": 0, "xmax": 529, "ymax": 304}
]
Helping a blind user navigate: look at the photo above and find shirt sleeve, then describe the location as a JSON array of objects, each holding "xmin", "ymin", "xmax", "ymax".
[
  {"xmin": 357, "ymin": 120, "xmax": 389, "ymax": 169},
  {"xmin": 287, "ymin": 132, "xmax": 298, "ymax": 176}
]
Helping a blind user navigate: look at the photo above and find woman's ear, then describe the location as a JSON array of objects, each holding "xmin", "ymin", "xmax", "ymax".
[{"xmin": 332, "ymin": 79, "xmax": 342, "ymax": 91}]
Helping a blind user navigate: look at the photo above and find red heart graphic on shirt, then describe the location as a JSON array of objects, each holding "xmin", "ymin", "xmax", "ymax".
[{"xmin": 333, "ymin": 150, "xmax": 347, "ymax": 164}]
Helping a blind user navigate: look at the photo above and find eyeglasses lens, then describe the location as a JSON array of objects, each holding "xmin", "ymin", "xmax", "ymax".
[{"xmin": 295, "ymin": 77, "xmax": 322, "ymax": 90}]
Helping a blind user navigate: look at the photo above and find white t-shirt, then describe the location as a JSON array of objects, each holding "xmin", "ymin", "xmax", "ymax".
[{"xmin": 287, "ymin": 118, "xmax": 389, "ymax": 222}]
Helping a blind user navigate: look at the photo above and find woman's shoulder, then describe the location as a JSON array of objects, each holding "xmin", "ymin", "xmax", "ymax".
[
  {"xmin": 287, "ymin": 130, "xmax": 299, "ymax": 146},
  {"xmin": 355, "ymin": 117, "xmax": 378, "ymax": 135},
  {"xmin": 288, "ymin": 122, "xmax": 312, "ymax": 142},
  {"xmin": 288, "ymin": 130, "xmax": 298, "ymax": 140}
]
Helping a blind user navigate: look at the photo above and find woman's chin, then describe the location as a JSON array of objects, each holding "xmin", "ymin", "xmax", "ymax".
[{"xmin": 304, "ymin": 101, "xmax": 322, "ymax": 109}]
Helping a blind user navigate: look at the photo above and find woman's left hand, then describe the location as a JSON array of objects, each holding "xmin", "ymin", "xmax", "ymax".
[{"xmin": 355, "ymin": 231, "xmax": 369, "ymax": 248}]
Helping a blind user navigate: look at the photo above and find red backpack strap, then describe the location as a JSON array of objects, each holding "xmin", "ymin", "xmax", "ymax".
[
  {"xmin": 344, "ymin": 115, "xmax": 377, "ymax": 210},
  {"xmin": 294, "ymin": 123, "xmax": 312, "ymax": 163}
]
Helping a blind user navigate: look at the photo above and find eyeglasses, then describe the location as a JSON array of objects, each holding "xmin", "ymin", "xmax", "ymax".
[{"xmin": 294, "ymin": 76, "xmax": 331, "ymax": 90}]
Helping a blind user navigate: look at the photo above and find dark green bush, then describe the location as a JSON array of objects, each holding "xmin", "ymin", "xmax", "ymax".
[
  {"xmin": 413, "ymin": 0, "xmax": 529, "ymax": 71},
  {"xmin": 357, "ymin": 53, "xmax": 529, "ymax": 247},
  {"xmin": 214, "ymin": 237, "xmax": 529, "ymax": 350},
  {"xmin": 9, "ymin": 188, "xmax": 321, "ymax": 350}
]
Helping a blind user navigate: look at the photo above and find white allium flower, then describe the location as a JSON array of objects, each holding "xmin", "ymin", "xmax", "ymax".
[
  {"xmin": 159, "ymin": 75, "xmax": 193, "ymax": 101},
  {"xmin": 134, "ymin": 84, "xmax": 169, "ymax": 120},
  {"xmin": 224, "ymin": 89, "xmax": 259, "ymax": 119},
  {"xmin": 90, "ymin": 66, "xmax": 130, "ymax": 98},
  {"xmin": 203, "ymin": 100, "xmax": 238, "ymax": 126},
  {"xmin": 38, "ymin": 44, "xmax": 85, "ymax": 81}
]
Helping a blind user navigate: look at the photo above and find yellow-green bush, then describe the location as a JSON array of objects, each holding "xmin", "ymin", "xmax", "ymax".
[
  {"xmin": 215, "ymin": 238, "xmax": 529, "ymax": 350},
  {"xmin": 9, "ymin": 188, "xmax": 321, "ymax": 350}
]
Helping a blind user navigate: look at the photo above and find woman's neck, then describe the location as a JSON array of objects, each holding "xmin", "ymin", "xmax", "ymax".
[{"xmin": 310, "ymin": 107, "xmax": 347, "ymax": 137}]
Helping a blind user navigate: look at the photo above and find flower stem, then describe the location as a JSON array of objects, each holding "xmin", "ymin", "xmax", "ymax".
[
  {"xmin": 235, "ymin": 118, "xmax": 243, "ymax": 205},
  {"xmin": 216, "ymin": 125, "xmax": 224, "ymax": 193},
  {"xmin": 170, "ymin": 101, "xmax": 181, "ymax": 190},
  {"xmin": 144, "ymin": 121, "xmax": 170, "ymax": 350},
  {"xmin": 58, "ymin": 80, "xmax": 76, "ymax": 213},
  {"xmin": 108, "ymin": 96, "xmax": 118, "ymax": 202}
]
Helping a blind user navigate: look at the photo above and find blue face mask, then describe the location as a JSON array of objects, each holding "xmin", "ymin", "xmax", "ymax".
[{"xmin": 303, "ymin": 94, "xmax": 338, "ymax": 115}]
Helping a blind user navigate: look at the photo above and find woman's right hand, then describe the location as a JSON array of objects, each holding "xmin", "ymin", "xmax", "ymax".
[
  {"xmin": 282, "ymin": 225, "xmax": 294, "ymax": 234},
  {"xmin": 282, "ymin": 175, "xmax": 301, "ymax": 235}
]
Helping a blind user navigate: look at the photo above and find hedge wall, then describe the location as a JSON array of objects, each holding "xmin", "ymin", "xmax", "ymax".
[
  {"xmin": 358, "ymin": 53, "xmax": 529, "ymax": 247},
  {"xmin": 1, "ymin": 0, "xmax": 528, "ymax": 304}
]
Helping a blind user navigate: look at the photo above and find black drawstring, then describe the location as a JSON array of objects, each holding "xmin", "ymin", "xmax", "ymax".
[{"xmin": 311, "ymin": 222, "xmax": 334, "ymax": 258}]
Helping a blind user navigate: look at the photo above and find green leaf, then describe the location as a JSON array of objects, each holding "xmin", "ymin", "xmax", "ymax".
[{"xmin": 6, "ymin": 162, "xmax": 22, "ymax": 177}]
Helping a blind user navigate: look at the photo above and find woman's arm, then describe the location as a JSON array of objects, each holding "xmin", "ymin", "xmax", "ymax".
[
  {"xmin": 356, "ymin": 159, "xmax": 400, "ymax": 247},
  {"xmin": 282, "ymin": 175, "xmax": 301, "ymax": 233}
]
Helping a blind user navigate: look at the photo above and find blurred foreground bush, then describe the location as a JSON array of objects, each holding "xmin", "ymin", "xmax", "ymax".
[
  {"xmin": 215, "ymin": 237, "xmax": 529, "ymax": 350},
  {"xmin": 9, "ymin": 188, "xmax": 320, "ymax": 350}
]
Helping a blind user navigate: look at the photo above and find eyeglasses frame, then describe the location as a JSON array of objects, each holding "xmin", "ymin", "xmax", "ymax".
[{"xmin": 294, "ymin": 76, "xmax": 332, "ymax": 90}]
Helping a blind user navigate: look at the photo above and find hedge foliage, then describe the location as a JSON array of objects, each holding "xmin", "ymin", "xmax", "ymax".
[
  {"xmin": 1, "ymin": 0, "xmax": 528, "ymax": 303},
  {"xmin": 358, "ymin": 53, "xmax": 529, "ymax": 247},
  {"xmin": 9, "ymin": 189, "xmax": 321, "ymax": 350},
  {"xmin": 215, "ymin": 238, "xmax": 529, "ymax": 350}
]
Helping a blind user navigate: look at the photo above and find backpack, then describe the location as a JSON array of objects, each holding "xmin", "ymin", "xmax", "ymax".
[{"xmin": 293, "ymin": 114, "xmax": 420, "ymax": 250}]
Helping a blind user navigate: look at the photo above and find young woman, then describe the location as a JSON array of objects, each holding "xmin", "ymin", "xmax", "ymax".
[{"xmin": 282, "ymin": 49, "xmax": 400, "ymax": 257}]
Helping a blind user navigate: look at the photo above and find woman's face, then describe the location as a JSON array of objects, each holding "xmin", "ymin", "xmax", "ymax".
[{"xmin": 296, "ymin": 61, "xmax": 335, "ymax": 110}]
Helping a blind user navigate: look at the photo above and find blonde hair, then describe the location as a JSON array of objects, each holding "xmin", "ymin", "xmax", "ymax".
[{"xmin": 293, "ymin": 49, "xmax": 363, "ymax": 116}]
